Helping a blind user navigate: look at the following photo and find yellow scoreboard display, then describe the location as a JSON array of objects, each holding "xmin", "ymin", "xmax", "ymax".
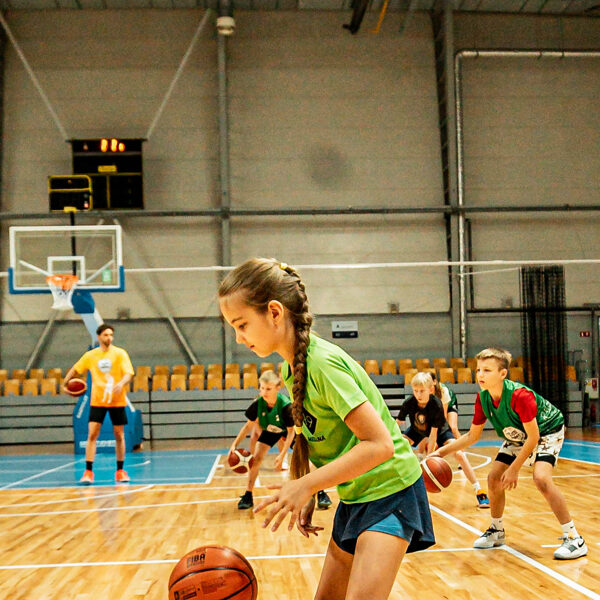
[{"xmin": 70, "ymin": 138, "xmax": 144, "ymax": 210}]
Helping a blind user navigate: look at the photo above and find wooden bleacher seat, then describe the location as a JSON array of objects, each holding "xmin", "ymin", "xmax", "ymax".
[
  {"xmin": 0, "ymin": 369, "xmax": 8, "ymax": 383},
  {"xmin": 512, "ymin": 356, "xmax": 524, "ymax": 367},
  {"xmin": 566, "ymin": 365, "xmax": 577, "ymax": 382},
  {"xmin": 449, "ymin": 357, "xmax": 465, "ymax": 370},
  {"xmin": 188, "ymin": 373, "xmax": 205, "ymax": 390},
  {"xmin": 363, "ymin": 360, "xmax": 380, "ymax": 376},
  {"xmin": 28, "ymin": 368, "xmax": 45, "ymax": 381},
  {"xmin": 133, "ymin": 374, "xmax": 149, "ymax": 393},
  {"xmin": 243, "ymin": 371, "xmax": 258, "ymax": 389},
  {"xmin": 190, "ymin": 364, "xmax": 205, "ymax": 377},
  {"xmin": 438, "ymin": 368, "xmax": 455, "ymax": 384},
  {"xmin": 403, "ymin": 369, "xmax": 418, "ymax": 384},
  {"xmin": 172, "ymin": 364, "xmax": 188, "ymax": 376},
  {"xmin": 136, "ymin": 365, "xmax": 151, "ymax": 379},
  {"xmin": 207, "ymin": 363, "xmax": 223, "ymax": 378},
  {"xmin": 170, "ymin": 374, "xmax": 187, "ymax": 391},
  {"xmin": 509, "ymin": 367, "xmax": 524, "ymax": 382},
  {"xmin": 433, "ymin": 358, "xmax": 447, "ymax": 370},
  {"xmin": 243, "ymin": 363, "xmax": 258, "ymax": 376},
  {"xmin": 225, "ymin": 372, "xmax": 241, "ymax": 389},
  {"xmin": 40, "ymin": 378, "xmax": 58, "ymax": 396},
  {"xmin": 152, "ymin": 374, "xmax": 169, "ymax": 391},
  {"xmin": 260, "ymin": 362, "xmax": 275, "ymax": 374},
  {"xmin": 455, "ymin": 367, "xmax": 473, "ymax": 384},
  {"xmin": 206, "ymin": 373, "xmax": 223, "ymax": 390},
  {"xmin": 467, "ymin": 357, "xmax": 477, "ymax": 372},
  {"xmin": 11, "ymin": 369, "xmax": 27, "ymax": 381},
  {"xmin": 381, "ymin": 360, "xmax": 397, "ymax": 375},
  {"xmin": 398, "ymin": 359, "xmax": 413, "ymax": 374},
  {"xmin": 22, "ymin": 378, "xmax": 39, "ymax": 395},
  {"xmin": 4, "ymin": 379, "xmax": 21, "ymax": 395},
  {"xmin": 423, "ymin": 367, "xmax": 437, "ymax": 378},
  {"xmin": 154, "ymin": 365, "xmax": 170, "ymax": 376},
  {"xmin": 415, "ymin": 359, "xmax": 430, "ymax": 371},
  {"xmin": 225, "ymin": 363, "xmax": 240, "ymax": 375},
  {"xmin": 47, "ymin": 368, "xmax": 62, "ymax": 381}
]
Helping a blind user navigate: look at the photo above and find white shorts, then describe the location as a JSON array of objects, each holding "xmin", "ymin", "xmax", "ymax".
[{"xmin": 497, "ymin": 426, "xmax": 564, "ymax": 467}]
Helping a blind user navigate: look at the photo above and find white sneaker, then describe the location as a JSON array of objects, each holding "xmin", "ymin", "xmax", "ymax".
[
  {"xmin": 554, "ymin": 536, "xmax": 588, "ymax": 560},
  {"xmin": 474, "ymin": 527, "xmax": 506, "ymax": 549},
  {"xmin": 281, "ymin": 458, "xmax": 289, "ymax": 470}
]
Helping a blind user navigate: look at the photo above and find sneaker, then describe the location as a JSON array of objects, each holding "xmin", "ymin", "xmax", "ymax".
[
  {"xmin": 554, "ymin": 536, "xmax": 588, "ymax": 560},
  {"xmin": 115, "ymin": 469, "xmax": 130, "ymax": 483},
  {"xmin": 474, "ymin": 527, "xmax": 506, "ymax": 549},
  {"xmin": 317, "ymin": 490, "xmax": 332, "ymax": 510},
  {"xmin": 281, "ymin": 458, "xmax": 289, "ymax": 470},
  {"xmin": 79, "ymin": 469, "xmax": 94, "ymax": 485},
  {"xmin": 476, "ymin": 490, "xmax": 490, "ymax": 509},
  {"xmin": 237, "ymin": 492, "xmax": 253, "ymax": 510}
]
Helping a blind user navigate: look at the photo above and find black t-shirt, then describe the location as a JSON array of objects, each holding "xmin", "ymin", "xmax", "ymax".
[
  {"xmin": 245, "ymin": 398, "xmax": 294, "ymax": 427},
  {"xmin": 396, "ymin": 395, "xmax": 449, "ymax": 435}
]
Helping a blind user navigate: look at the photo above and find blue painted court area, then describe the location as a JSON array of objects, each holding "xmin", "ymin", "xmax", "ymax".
[
  {"xmin": 0, "ymin": 441, "xmax": 598, "ymax": 490},
  {"xmin": 0, "ymin": 449, "xmax": 222, "ymax": 490}
]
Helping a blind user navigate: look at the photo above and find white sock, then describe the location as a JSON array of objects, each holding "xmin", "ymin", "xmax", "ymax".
[
  {"xmin": 561, "ymin": 520, "xmax": 579, "ymax": 539},
  {"xmin": 472, "ymin": 481, "xmax": 481, "ymax": 492},
  {"xmin": 491, "ymin": 517, "xmax": 504, "ymax": 531}
]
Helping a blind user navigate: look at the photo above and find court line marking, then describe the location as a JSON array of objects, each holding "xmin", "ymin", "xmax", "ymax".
[
  {"xmin": 0, "ymin": 459, "xmax": 81, "ymax": 490},
  {"xmin": 0, "ymin": 547, "xmax": 499, "ymax": 571},
  {"xmin": 0, "ymin": 484, "xmax": 155, "ymax": 508},
  {"xmin": 430, "ymin": 505, "xmax": 600, "ymax": 600},
  {"xmin": 205, "ymin": 455, "xmax": 221, "ymax": 485}
]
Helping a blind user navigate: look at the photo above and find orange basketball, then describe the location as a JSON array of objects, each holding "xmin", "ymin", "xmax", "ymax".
[
  {"xmin": 227, "ymin": 448, "xmax": 255, "ymax": 474},
  {"xmin": 65, "ymin": 378, "xmax": 87, "ymax": 397},
  {"xmin": 168, "ymin": 545, "xmax": 257, "ymax": 600},
  {"xmin": 420, "ymin": 456, "xmax": 453, "ymax": 493}
]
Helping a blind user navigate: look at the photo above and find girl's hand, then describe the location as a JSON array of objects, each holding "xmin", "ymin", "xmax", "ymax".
[
  {"xmin": 297, "ymin": 495, "xmax": 324, "ymax": 538},
  {"xmin": 253, "ymin": 479, "xmax": 314, "ymax": 532}
]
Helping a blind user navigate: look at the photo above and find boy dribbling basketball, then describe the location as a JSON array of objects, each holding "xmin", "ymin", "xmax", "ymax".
[{"xmin": 431, "ymin": 347, "xmax": 587, "ymax": 560}]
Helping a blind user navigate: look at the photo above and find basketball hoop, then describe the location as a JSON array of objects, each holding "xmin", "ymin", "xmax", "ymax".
[{"xmin": 46, "ymin": 274, "xmax": 79, "ymax": 311}]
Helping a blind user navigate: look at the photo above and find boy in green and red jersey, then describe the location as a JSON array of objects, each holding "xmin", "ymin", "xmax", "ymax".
[{"xmin": 431, "ymin": 347, "xmax": 587, "ymax": 560}]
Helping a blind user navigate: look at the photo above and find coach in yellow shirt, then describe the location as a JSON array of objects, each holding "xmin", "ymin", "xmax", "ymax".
[{"xmin": 63, "ymin": 323, "xmax": 134, "ymax": 484}]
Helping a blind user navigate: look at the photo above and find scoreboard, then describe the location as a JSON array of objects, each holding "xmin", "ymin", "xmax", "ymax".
[{"xmin": 69, "ymin": 138, "xmax": 144, "ymax": 210}]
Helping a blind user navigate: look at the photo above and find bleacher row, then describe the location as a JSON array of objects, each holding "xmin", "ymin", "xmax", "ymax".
[{"xmin": 0, "ymin": 357, "xmax": 578, "ymax": 396}]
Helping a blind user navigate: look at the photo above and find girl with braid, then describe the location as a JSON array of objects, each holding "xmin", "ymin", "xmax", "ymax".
[{"xmin": 219, "ymin": 258, "xmax": 434, "ymax": 600}]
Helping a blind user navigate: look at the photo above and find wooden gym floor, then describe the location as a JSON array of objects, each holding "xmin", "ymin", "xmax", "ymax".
[{"xmin": 0, "ymin": 430, "xmax": 598, "ymax": 600}]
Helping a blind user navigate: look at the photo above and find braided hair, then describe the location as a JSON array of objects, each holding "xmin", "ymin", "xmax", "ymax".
[{"xmin": 218, "ymin": 258, "xmax": 312, "ymax": 479}]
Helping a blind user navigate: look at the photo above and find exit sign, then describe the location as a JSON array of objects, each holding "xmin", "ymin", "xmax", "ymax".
[{"xmin": 580, "ymin": 331, "xmax": 591, "ymax": 337}]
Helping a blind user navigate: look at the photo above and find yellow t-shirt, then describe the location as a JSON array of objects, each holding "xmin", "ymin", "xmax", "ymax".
[{"xmin": 73, "ymin": 345, "xmax": 134, "ymax": 407}]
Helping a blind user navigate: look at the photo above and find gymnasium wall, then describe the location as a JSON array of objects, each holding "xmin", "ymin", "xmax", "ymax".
[{"xmin": 0, "ymin": 10, "xmax": 598, "ymax": 370}]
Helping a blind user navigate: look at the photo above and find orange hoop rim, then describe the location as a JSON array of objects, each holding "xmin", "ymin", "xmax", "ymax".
[{"xmin": 46, "ymin": 273, "xmax": 79, "ymax": 290}]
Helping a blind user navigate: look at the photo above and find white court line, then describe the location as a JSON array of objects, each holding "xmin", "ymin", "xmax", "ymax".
[
  {"xmin": 561, "ymin": 457, "xmax": 600, "ymax": 466},
  {"xmin": 0, "ymin": 484, "xmax": 154, "ymax": 508},
  {"xmin": 205, "ymin": 455, "xmax": 221, "ymax": 485},
  {"xmin": 0, "ymin": 459, "xmax": 81, "ymax": 490},
  {"xmin": 0, "ymin": 547, "xmax": 498, "ymax": 571},
  {"xmin": 0, "ymin": 493, "xmax": 273, "ymax": 518},
  {"xmin": 430, "ymin": 505, "xmax": 600, "ymax": 600}
]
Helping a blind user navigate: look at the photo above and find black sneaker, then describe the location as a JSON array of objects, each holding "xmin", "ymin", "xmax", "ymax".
[
  {"xmin": 317, "ymin": 490, "xmax": 332, "ymax": 510},
  {"xmin": 237, "ymin": 492, "xmax": 253, "ymax": 510}
]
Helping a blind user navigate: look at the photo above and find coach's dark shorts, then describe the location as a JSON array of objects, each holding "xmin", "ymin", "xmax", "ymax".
[
  {"xmin": 332, "ymin": 476, "xmax": 435, "ymax": 555},
  {"xmin": 89, "ymin": 405, "xmax": 128, "ymax": 426},
  {"xmin": 257, "ymin": 430, "xmax": 287, "ymax": 448}
]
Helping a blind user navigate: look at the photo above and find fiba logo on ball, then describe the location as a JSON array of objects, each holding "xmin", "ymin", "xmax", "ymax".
[{"xmin": 186, "ymin": 552, "xmax": 206, "ymax": 568}]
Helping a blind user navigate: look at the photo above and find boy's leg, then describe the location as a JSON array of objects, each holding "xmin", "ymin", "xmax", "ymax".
[
  {"xmin": 533, "ymin": 460, "xmax": 588, "ymax": 559},
  {"xmin": 85, "ymin": 421, "xmax": 102, "ymax": 463},
  {"xmin": 249, "ymin": 424, "xmax": 259, "ymax": 456},
  {"xmin": 473, "ymin": 460, "xmax": 509, "ymax": 548},
  {"xmin": 442, "ymin": 439, "xmax": 489, "ymax": 508},
  {"xmin": 238, "ymin": 442, "xmax": 269, "ymax": 509}
]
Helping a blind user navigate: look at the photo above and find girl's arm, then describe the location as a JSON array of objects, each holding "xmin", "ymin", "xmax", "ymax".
[{"xmin": 256, "ymin": 400, "xmax": 394, "ymax": 531}]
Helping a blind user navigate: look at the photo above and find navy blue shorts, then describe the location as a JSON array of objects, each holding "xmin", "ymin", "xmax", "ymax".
[{"xmin": 331, "ymin": 477, "xmax": 435, "ymax": 555}]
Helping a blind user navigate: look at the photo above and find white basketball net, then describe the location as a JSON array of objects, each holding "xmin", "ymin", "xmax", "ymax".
[{"xmin": 46, "ymin": 274, "xmax": 79, "ymax": 311}]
